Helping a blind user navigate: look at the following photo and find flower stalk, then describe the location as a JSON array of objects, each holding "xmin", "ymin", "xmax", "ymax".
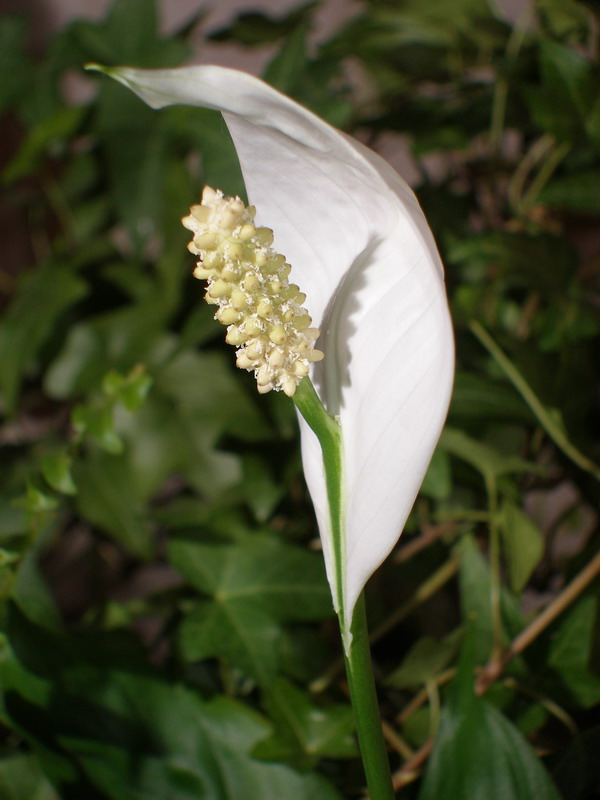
[{"xmin": 293, "ymin": 379, "xmax": 396, "ymax": 800}]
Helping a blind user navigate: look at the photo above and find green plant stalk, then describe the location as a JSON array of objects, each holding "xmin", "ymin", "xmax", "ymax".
[
  {"xmin": 470, "ymin": 320, "xmax": 600, "ymax": 480},
  {"xmin": 293, "ymin": 377, "xmax": 346, "ymax": 630},
  {"xmin": 294, "ymin": 377, "xmax": 395, "ymax": 800},
  {"xmin": 484, "ymin": 473, "xmax": 503, "ymax": 663},
  {"xmin": 345, "ymin": 595, "xmax": 396, "ymax": 800}
]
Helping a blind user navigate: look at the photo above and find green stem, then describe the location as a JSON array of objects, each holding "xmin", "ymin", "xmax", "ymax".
[
  {"xmin": 293, "ymin": 377, "xmax": 346, "ymax": 631},
  {"xmin": 484, "ymin": 473, "xmax": 503, "ymax": 662},
  {"xmin": 345, "ymin": 595, "xmax": 396, "ymax": 800},
  {"xmin": 470, "ymin": 320, "xmax": 600, "ymax": 480},
  {"xmin": 293, "ymin": 378, "xmax": 395, "ymax": 799}
]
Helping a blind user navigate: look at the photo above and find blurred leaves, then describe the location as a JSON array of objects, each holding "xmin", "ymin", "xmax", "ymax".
[{"xmin": 1, "ymin": 607, "xmax": 342, "ymax": 800}]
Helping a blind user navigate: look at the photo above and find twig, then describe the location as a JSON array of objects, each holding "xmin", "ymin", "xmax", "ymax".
[
  {"xmin": 381, "ymin": 720, "xmax": 414, "ymax": 761},
  {"xmin": 310, "ymin": 558, "xmax": 459, "ymax": 693},
  {"xmin": 476, "ymin": 547, "xmax": 600, "ymax": 693},
  {"xmin": 396, "ymin": 668, "xmax": 456, "ymax": 725},
  {"xmin": 394, "ymin": 522, "xmax": 459, "ymax": 564}
]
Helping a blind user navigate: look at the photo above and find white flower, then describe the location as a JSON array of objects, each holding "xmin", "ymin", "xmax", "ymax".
[{"xmin": 95, "ymin": 64, "xmax": 455, "ymax": 630}]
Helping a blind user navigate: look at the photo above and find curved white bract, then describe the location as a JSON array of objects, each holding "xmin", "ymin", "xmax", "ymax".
[{"xmin": 105, "ymin": 65, "xmax": 455, "ymax": 623}]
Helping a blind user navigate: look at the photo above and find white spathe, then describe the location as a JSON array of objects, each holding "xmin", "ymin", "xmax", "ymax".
[{"xmin": 103, "ymin": 64, "xmax": 454, "ymax": 624}]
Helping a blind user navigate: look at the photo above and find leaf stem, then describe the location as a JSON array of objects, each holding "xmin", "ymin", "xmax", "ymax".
[
  {"xmin": 345, "ymin": 594, "xmax": 396, "ymax": 800},
  {"xmin": 470, "ymin": 320, "xmax": 600, "ymax": 480},
  {"xmin": 484, "ymin": 473, "xmax": 503, "ymax": 663}
]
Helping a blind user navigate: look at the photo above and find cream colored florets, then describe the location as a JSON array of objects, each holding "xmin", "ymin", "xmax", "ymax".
[{"xmin": 182, "ymin": 186, "xmax": 324, "ymax": 397}]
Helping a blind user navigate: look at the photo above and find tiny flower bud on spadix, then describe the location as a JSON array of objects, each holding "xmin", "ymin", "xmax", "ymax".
[{"xmin": 183, "ymin": 187, "xmax": 324, "ymax": 397}]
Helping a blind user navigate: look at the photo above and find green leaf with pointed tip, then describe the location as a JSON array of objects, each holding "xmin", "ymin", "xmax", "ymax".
[
  {"xmin": 41, "ymin": 451, "xmax": 77, "ymax": 496},
  {"xmin": 497, "ymin": 500, "xmax": 544, "ymax": 592},
  {"xmin": 459, "ymin": 534, "xmax": 524, "ymax": 666},
  {"xmin": 419, "ymin": 631, "xmax": 562, "ymax": 800},
  {"xmin": 72, "ymin": 404, "xmax": 123, "ymax": 454}
]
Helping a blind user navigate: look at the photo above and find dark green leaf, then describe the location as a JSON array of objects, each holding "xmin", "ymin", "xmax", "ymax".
[
  {"xmin": 75, "ymin": 450, "xmax": 153, "ymax": 557},
  {"xmin": 72, "ymin": 404, "xmax": 123, "ymax": 454},
  {"xmin": 170, "ymin": 536, "xmax": 332, "ymax": 622},
  {"xmin": 210, "ymin": 3, "xmax": 318, "ymax": 46},
  {"xmin": 497, "ymin": 500, "xmax": 544, "ymax": 592},
  {"xmin": 170, "ymin": 536, "xmax": 332, "ymax": 682},
  {"xmin": 386, "ymin": 629, "xmax": 462, "ymax": 689},
  {"xmin": 546, "ymin": 595, "xmax": 600, "ymax": 707},
  {"xmin": 420, "ymin": 448, "xmax": 452, "ymax": 500},
  {"xmin": 242, "ymin": 454, "xmax": 284, "ymax": 522},
  {"xmin": 254, "ymin": 678, "xmax": 357, "ymax": 767},
  {"xmin": 459, "ymin": 534, "xmax": 524, "ymax": 666},
  {"xmin": 41, "ymin": 451, "xmax": 77, "ymax": 496},
  {"xmin": 553, "ymin": 726, "xmax": 600, "ymax": 800},
  {"xmin": 538, "ymin": 170, "xmax": 600, "ymax": 213},
  {"xmin": 3, "ymin": 106, "xmax": 85, "ymax": 185},
  {"xmin": 12, "ymin": 549, "xmax": 62, "ymax": 632},
  {"xmin": 449, "ymin": 371, "xmax": 532, "ymax": 423},
  {"xmin": 0, "ymin": 264, "xmax": 87, "ymax": 414},
  {"xmin": 67, "ymin": 0, "xmax": 190, "ymax": 67},
  {"xmin": 0, "ymin": 16, "xmax": 32, "ymax": 114},
  {"xmin": 419, "ymin": 632, "xmax": 562, "ymax": 800},
  {"xmin": 2, "ymin": 610, "xmax": 342, "ymax": 800},
  {"xmin": 179, "ymin": 599, "xmax": 280, "ymax": 685}
]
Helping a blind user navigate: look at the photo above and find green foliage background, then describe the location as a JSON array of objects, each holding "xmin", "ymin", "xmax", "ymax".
[{"xmin": 1, "ymin": 0, "xmax": 599, "ymax": 798}]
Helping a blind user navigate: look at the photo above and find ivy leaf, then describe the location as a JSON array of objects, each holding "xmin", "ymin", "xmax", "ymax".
[
  {"xmin": 169, "ymin": 536, "xmax": 333, "ymax": 683},
  {"xmin": 74, "ymin": 450, "xmax": 153, "ymax": 558}
]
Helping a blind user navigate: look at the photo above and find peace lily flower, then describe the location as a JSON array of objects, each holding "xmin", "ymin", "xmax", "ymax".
[{"xmin": 91, "ymin": 64, "xmax": 454, "ymax": 641}]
